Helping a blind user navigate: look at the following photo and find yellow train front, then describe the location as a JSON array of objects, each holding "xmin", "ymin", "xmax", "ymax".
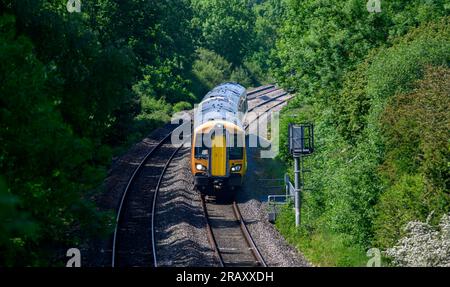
[{"xmin": 191, "ymin": 83, "xmax": 248, "ymax": 195}]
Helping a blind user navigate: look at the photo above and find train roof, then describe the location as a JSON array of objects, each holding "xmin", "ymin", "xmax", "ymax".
[
  {"xmin": 194, "ymin": 82, "xmax": 247, "ymax": 130},
  {"xmin": 202, "ymin": 82, "xmax": 246, "ymax": 102}
]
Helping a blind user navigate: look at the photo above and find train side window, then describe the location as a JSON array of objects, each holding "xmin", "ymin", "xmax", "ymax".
[
  {"xmin": 194, "ymin": 134, "xmax": 208, "ymax": 159},
  {"xmin": 238, "ymin": 98, "xmax": 246, "ymax": 114}
]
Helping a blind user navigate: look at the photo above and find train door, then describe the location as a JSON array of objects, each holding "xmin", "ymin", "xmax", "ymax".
[{"xmin": 210, "ymin": 132, "xmax": 227, "ymax": 177}]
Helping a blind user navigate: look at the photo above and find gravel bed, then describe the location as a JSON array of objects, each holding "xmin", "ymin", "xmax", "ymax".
[
  {"xmin": 154, "ymin": 147, "xmax": 217, "ymax": 267},
  {"xmin": 237, "ymin": 198, "xmax": 310, "ymax": 267}
]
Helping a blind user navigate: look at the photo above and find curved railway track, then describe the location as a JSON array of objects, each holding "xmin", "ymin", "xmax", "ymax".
[
  {"xmin": 111, "ymin": 126, "xmax": 183, "ymax": 267},
  {"xmin": 247, "ymin": 84, "xmax": 280, "ymax": 101},
  {"xmin": 246, "ymin": 86, "xmax": 294, "ymax": 134},
  {"xmin": 111, "ymin": 85, "xmax": 292, "ymax": 267}
]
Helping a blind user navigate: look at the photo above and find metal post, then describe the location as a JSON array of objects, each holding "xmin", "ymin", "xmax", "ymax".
[
  {"xmin": 294, "ymin": 155, "xmax": 301, "ymax": 227},
  {"xmin": 285, "ymin": 174, "xmax": 289, "ymax": 198}
]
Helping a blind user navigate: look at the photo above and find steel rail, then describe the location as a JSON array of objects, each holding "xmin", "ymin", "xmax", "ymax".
[
  {"xmin": 245, "ymin": 94, "xmax": 294, "ymax": 130},
  {"xmin": 246, "ymin": 84, "xmax": 275, "ymax": 96},
  {"xmin": 201, "ymin": 195, "xmax": 266, "ymax": 267},
  {"xmin": 200, "ymin": 195, "xmax": 225, "ymax": 267},
  {"xmin": 247, "ymin": 87, "xmax": 282, "ymax": 101},
  {"xmin": 232, "ymin": 201, "xmax": 267, "ymax": 267},
  {"xmin": 248, "ymin": 91, "xmax": 288, "ymax": 112}
]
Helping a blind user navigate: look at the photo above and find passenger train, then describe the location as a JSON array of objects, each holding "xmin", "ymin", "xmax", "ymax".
[{"xmin": 191, "ymin": 83, "xmax": 248, "ymax": 195}]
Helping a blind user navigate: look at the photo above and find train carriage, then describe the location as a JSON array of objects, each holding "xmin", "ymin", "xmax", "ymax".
[{"xmin": 191, "ymin": 83, "xmax": 248, "ymax": 195}]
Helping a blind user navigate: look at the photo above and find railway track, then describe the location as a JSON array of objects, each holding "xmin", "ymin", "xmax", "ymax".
[
  {"xmin": 201, "ymin": 196, "xmax": 267, "ymax": 267},
  {"xmin": 247, "ymin": 84, "xmax": 282, "ymax": 101},
  {"xmin": 250, "ymin": 92, "xmax": 293, "ymax": 114},
  {"xmin": 111, "ymin": 85, "xmax": 292, "ymax": 267},
  {"xmin": 111, "ymin": 124, "xmax": 183, "ymax": 267},
  {"xmin": 248, "ymin": 90, "xmax": 289, "ymax": 113},
  {"xmin": 247, "ymin": 84, "xmax": 273, "ymax": 94},
  {"xmin": 246, "ymin": 87, "xmax": 294, "ymax": 132}
]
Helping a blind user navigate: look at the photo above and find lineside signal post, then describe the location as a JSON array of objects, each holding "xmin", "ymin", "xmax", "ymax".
[{"xmin": 288, "ymin": 123, "xmax": 314, "ymax": 226}]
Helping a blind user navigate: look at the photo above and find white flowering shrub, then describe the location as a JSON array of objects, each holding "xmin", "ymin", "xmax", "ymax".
[{"xmin": 384, "ymin": 213, "xmax": 450, "ymax": 267}]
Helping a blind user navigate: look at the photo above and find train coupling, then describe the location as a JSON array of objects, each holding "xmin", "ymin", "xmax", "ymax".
[{"xmin": 213, "ymin": 179, "xmax": 225, "ymax": 189}]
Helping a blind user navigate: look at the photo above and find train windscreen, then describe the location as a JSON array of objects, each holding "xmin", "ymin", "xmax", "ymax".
[
  {"xmin": 194, "ymin": 134, "xmax": 208, "ymax": 159},
  {"xmin": 228, "ymin": 133, "xmax": 244, "ymax": 160}
]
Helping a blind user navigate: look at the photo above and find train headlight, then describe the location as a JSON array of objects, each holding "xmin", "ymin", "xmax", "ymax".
[
  {"xmin": 231, "ymin": 164, "xmax": 242, "ymax": 172},
  {"xmin": 196, "ymin": 164, "xmax": 206, "ymax": 171}
]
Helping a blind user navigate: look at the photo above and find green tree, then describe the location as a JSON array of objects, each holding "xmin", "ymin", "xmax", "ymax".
[
  {"xmin": 192, "ymin": 0, "xmax": 255, "ymax": 66},
  {"xmin": 0, "ymin": 14, "xmax": 111, "ymax": 265}
]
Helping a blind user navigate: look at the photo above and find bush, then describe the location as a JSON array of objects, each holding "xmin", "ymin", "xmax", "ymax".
[
  {"xmin": 132, "ymin": 95, "xmax": 173, "ymax": 136},
  {"xmin": 173, "ymin": 101, "xmax": 193, "ymax": 113},
  {"xmin": 230, "ymin": 66, "xmax": 253, "ymax": 87},
  {"xmin": 0, "ymin": 177, "xmax": 36, "ymax": 265},
  {"xmin": 385, "ymin": 213, "xmax": 450, "ymax": 267},
  {"xmin": 319, "ymin": 17, "xmax": 450, "ymax": 248},
  {"xmin": 373, "ymin": 175, "xmax": 428, "ymax": 248},
  {"xmin": 380, "ymin": 65, "xmax": 450, "ymax": 189},
  {"xmin": 192, "ymin": 48, "xmax": 254, "ymax": 94},
  {"xmin": 192, "ymin": 0, "xmax": 255, "ymax": 65},
  {"xmin": 192, "ymin": 48, "xmax": 232, "ymax": 92},
  {"xmin": 134, "ymin": 62, "xmax": 196, "ymax": 105},
  {"xmin": 367, "ymin": 18, "xmax": 450, "ymax": 106},
  {"xmin": 374, "ymin": 65, "xmax": 450, "ymax": 248}
]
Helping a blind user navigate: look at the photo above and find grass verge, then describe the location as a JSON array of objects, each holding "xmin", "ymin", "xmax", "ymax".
[{"xmin": 275, "ymin": 203, "xmax": 368, "ymax": 267}]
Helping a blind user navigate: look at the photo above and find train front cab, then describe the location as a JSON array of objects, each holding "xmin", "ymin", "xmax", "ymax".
[{"xmin": 191, "ymin": 122, "xmax": 246, "ymax": 195}]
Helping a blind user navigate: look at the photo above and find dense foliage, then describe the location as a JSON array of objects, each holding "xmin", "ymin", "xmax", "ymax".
[
  {"xmin": 1, "ymin": 0, "xmax": 447, "ymax": 267},
  {"xmin": 192, "ymin": 0, "xmax": 255, "ymax": 66},
  {"xmin": 274, "ymin": 1, "xmax": 449, "ymax": 266},
  {"xmin": 0, "ymin": 0, "xmax": 278, "ymax": 266},
  {"xmin": 375, "ymin": 64, "xmax": 450, "ymax": 248},
  {"xmin": 0, "ymin": 13, "xmax": 115, "ymax": 265}
]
